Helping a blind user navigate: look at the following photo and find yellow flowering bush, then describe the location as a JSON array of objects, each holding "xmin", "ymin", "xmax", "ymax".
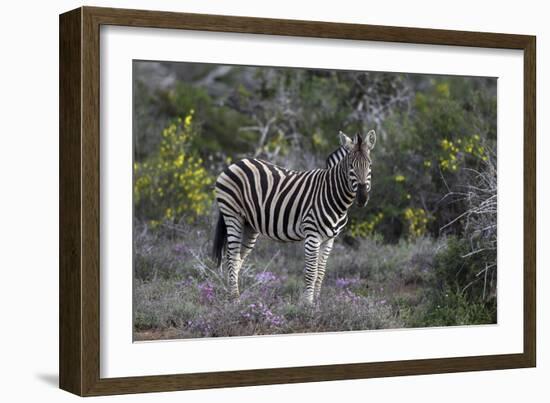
[
  {"xmin": 134, "ymin": 111, "xmax": 214, "ymax": 223},
  {"xmin": 435, "ymin": 82, "xmax": 450, "ymax": 98},
  {"xmin": 403, "ymin": 207, "xmax": 430, "ymax": 238},
  {"xmin": 438, "ymin": 134, "xmax": 488, "ymax": 172},
  {"xmin": 349, "ymin": 212, "xmax": 385, "ymax": 238}
]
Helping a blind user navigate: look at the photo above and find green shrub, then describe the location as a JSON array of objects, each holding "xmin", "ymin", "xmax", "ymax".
[
  {"xmin": 410, "ymin": 237, "xmax": 497, "ymax": 326},
  {"xmin": 419, "ymin": 289, "xmax": 495, "ymax": 326}
]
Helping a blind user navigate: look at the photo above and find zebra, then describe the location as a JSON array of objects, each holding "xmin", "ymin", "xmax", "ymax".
[{"xmin": 212, "ymin": 130, "xmax": 376, "ymax": 304}]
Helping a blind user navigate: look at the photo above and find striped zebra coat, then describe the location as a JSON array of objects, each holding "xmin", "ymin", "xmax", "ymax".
[{"xmin": 212, "ymin": 130, "xmax": 376, "ymax": 303}]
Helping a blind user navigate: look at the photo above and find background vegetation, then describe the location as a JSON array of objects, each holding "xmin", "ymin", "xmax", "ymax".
[{"xmin": 133, "ymin": 61, "xmax": 497, "ymax": 340}]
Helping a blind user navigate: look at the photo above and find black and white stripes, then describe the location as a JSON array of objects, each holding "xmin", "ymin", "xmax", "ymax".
[{"xmin": 212, "ymin": 130, "xmax": 376, "ymax": 303}]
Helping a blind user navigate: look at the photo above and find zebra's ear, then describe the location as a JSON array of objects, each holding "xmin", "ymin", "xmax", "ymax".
[
  {"xmin": 365, "ymin": 130, "xmax": 376, "ymax": 150},
  {"xmin": 338, "ymin": 131, "xmax": 353, "ymax": 151}
]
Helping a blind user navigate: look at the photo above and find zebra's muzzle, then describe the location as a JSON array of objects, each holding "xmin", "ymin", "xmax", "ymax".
[{"xmin": 356, "ymin": 184, "xmax": 369, "ymax": 207}]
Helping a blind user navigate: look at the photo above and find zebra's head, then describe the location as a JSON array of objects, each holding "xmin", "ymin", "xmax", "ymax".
[{"xmin": 339, "ymin": 130, "xmax": 376, "ymax": 207}]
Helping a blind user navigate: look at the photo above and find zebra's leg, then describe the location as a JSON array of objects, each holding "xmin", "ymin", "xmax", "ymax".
[
  {"xmin": 240, "ymin": 224, "xmax": 259, "ymax": 264},
  {"xmin": 313, "ymin": 238, "xmax": 335, "ymax": 302},
  {"xmin": 303, "ymin": 237, "xmax": 321, "ymax": 304},
  {"xmin": 224, "ymin": 215, "xmax": 245, "ymax": 299}
]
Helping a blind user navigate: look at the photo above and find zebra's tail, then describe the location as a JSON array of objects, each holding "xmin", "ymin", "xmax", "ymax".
[{"xmin": 212, "ymin": 212, "xmax": 227, "ymax": 268}]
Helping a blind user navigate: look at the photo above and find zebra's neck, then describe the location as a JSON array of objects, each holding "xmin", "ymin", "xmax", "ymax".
[
  {"xmin": 323, "ymin": 154, "xmax": 356, "ymax": 216},
  {"xmin": 326, "ymin": 146, "xmax": 349, "ymax": 168}
]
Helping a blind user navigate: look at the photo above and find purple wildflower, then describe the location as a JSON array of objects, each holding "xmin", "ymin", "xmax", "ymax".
[
  {"xmin": 189, "ymin": 318, "xmax": 213, "ymax": 335},
  {"xmin": 176, "ymin": 276, "xmax": 194, "ymax": 288},
  {"xmin": 239, "ymin": 301, "xmax": 285, "ymax": 328},
  {"xmin": 172, "ymin": 243, "xmax": 188, "ymax": 255},
  {"xmin": 335, "ymin": 277, "xmax": 360, "ymax": 289},
  {"xmin": 335, "ymin": 288, "xmax": 362, "ymax": 303},
  {"xmin": 255, "ymin": 271, "xmax": 278, "ymax": 283},
  {"xmin": 198, "ymin": 281, "xmax": 215, "ymax": 304}
]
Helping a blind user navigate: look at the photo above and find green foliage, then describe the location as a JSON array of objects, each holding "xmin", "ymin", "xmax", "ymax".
[
  {"xmin": 439, "ymin": 290, "xmax": 494, "ymax": 325},
  {"xmin": 168, "ymin": 82, "xmax": 256, "ymax": 155},
  {"xmin": 364, "ymin": 75, "xmax": 497, "ymax": 241},
  {"xmin": 405, "ymin": 289, "xmax": 495, "ymax": 327},
  {"xmin": 134, "ymin": 112, "xmax": 214, "ymax": 224},
  {"xmin": 348, "ymin": 212, "xmax": 384, "ymax": 238},
  {"xmin": 409, "ymin": 237, "xmax": 496, "ymax": 326},
  {"xmin": 432, "ymin": 237, "xmax": 495, "ymax": 301},
  {"xmin": 135, "ymin": 80, "xmax": 256, "ymax": 160}
]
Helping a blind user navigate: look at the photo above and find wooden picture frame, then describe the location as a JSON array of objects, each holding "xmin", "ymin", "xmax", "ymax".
[{"xmin": 59, "ymin": 6, "xmax": 536, "ymax": 396}]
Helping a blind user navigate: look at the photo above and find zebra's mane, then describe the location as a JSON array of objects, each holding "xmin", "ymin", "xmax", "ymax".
[{"xmin": 325, "ymin": 146, "xmax": 350, "ymax": 169}]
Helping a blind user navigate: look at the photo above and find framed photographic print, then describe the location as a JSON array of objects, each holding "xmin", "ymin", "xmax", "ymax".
[{"xmin": 59, "ymin": 6, "xmax": 536, "ymax": 396}]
